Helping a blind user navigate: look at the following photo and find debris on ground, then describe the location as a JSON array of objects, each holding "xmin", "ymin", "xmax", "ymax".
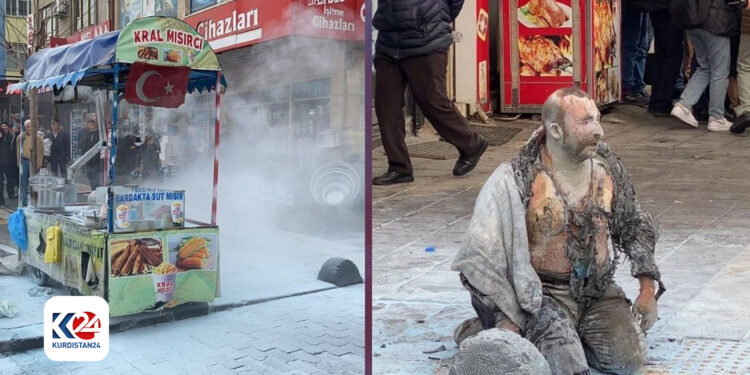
[
  {"xmin": 423, "ymin": 344, "xmax": 446, "ymax": 354},
  {"xmin": 27, "ymin": 286, "xmax": 54, "ymax": 298},
  {"xmin": 0, "ymin": 300, "xmax": 19, "ymax": 318}
]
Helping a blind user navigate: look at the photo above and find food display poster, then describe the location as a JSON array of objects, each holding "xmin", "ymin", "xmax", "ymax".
[
  {"xmin": 108, "ymin": 227, "xmax": 219, "ymax": 317},
  {"xmin": 516, "ymin": 0, "xmax": 574, "ymax": 78},
  {"xmin": 112, "ymin": 186, "xmax": 185, "ymax": 233},
  {"xmin": 116, "ymin": 17, "xmax": 221, "ymax": 70},
  {"xmin": 24, "ymin": 211, "xmax": 107, "ymax": 297},
  {"xmin": 592, "ymin": 0, "xmax": 620, "ymax": 105}
]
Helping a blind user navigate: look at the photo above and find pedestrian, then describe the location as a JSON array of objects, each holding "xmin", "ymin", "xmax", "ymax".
[
  {"xmin": 621, "ymin": 1, "xmax": 651, "ymax": 106},
  {"xmin": 78, "ymin": 118, "xmax": 101, "ymax": 190},
  {"xmin": 638, "ymin": 1, "xmax": 685, "ymax": 117},
  {"xmin": 670, "ymin": 0, "xmax": 743, "ymax": 131},
  {"xmin": 17, "ymin": 120, "xmax": 44, "ymax": 207},
  {"xmin": 140, "ymin": 135, "xmax": 161, "ymax": 181},
  {"xmin": 0, "ymin": 123, "xmax": 13, "ymax": 201},
  {"xmin": 372, "ymin": 0, "xmax": 489, "ymax": 185},
  {"xmin": 46, "ymin": 119, "xmax": 70, "ymax": 178},
  {"xmin": 731, "ymin": 2, "xmax": 750, "ymax": 133},
  {"xmin": 9, "ymin": 124, "xmax": 19, "ymax": 198}
]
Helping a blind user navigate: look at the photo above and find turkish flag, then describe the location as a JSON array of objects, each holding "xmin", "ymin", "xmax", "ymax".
[{"xmin": 124, "ymin": 62, "xmax": 190, "ymax": 108}]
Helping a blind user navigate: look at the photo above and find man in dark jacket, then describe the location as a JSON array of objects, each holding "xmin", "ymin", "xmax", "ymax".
[
  {"xmin": 78, "ymin": 119, "xmax": 101, "ymax": 190},
  {"xmin": 46, "ymin": 119, "xmax": 70, "ymax": 178},
  {"xmin": 0, "ymin": 123, "xmax": 10, "ymax": 205},
  {"xmin": 731, "ymin": 3, "xmax": 750, "ymax": 133},
  {"xmin": 372, "ymin": 0, "xmax": 488, "ymax": 185},
  {"xmin": 8, "ymin": 123, "xmax": 18, "ymax": 198},
  {"xmin": 670, "ymin": 0, "xmax": 743, "ymax": 131}
]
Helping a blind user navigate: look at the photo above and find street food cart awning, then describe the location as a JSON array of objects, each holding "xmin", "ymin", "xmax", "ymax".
[{"xmin": 9, "ymin": 17, "xmax": 227, "ymax": 94}]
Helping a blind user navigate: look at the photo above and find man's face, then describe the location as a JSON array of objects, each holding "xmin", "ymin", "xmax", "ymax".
[
  {"xmin": 51, "ymin": 122, "xmax": 60, "ymax": 132},
  {"xmin": 88, "ymin": 122, "xmax": 97, "ymax": 132},
  {"xmin": 24, "ymin": 123, "xmax": 31, "ymax": 135},
  {"xmin": 12, "ymin": 126, "xmax": 19, "ymax": 134},
  {"xmin": 557, "ymin": 96, "xmax": 603, "ymax": 163}
]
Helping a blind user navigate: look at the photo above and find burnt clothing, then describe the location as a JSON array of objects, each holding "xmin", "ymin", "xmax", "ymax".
[
  {"xmin": 526, "ymin": 148, "xmax": 614, "ymax": 280},
  {"xmin": 463, "ymin": 277, "xmax": 646, "ymax": 375},
  {"xmin": 453, "ymin": 126, "xmax": 662, "ymax": 330},
  {"xmin": 512, "ymin": 128, "xmax": 661, "ymax": 300},
  {"xmin": 373, "ymin": 0, "xmax": 463, "ymax": 59},
  {"xmin": 374, "ymin": 50, "xmax": 480, "ymax": 174}
]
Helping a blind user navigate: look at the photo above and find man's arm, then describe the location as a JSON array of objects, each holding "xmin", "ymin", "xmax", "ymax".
[{"xmin": 448, "ymin": 0, "xmax": 464, "ymax": 21}]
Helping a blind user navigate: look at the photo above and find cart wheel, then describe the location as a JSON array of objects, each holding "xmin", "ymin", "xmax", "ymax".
[
  {"xmin": 65, "ymin": 286, "xmax": 82, "ymax": 296},
  {"xmin": 28, "ymin": 266, "xmax": 49, "ymax": 286}
]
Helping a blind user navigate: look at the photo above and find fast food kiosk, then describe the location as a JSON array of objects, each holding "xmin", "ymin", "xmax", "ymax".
[
  {"xmin": 499, "ymin": 0, "xmax": 621, "ymax": 112},
  {"xmin": 10, "ymin": 17, "xmax": 224, "ymax": 317}
]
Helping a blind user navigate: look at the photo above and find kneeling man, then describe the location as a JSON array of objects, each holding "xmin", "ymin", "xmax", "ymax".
[{"xmin": 452, "ymin": 88, "xmax": 664, "ymax": 375}]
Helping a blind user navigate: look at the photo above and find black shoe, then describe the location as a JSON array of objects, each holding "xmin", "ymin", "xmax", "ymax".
[
  {"xmin": 372, "ymin": 171, "xmax": 414, "ymax": 185},
  {"xmin": 453, "ymin": 136, "xmax": 489, "ymax": 177},
  {"xmin": 648, "ymin": 110, "xmax": 671, "ymax": 118},
  {"xmin": 730, "ymin": 112, "xmax": 750, "ymax": 134},
  {"xmin": 623, "ymin": 91, "xmax": 649, "ymax": 106}
]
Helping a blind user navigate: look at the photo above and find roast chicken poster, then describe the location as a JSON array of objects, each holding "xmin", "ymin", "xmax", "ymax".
[{"xmin": 502, "ymin": 0, "xmax": 620, "ymax": 109}]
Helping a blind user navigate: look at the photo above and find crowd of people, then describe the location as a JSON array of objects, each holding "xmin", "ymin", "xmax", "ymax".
[
  {"xmin": 622, "ymin": 0, "xmax": 750, "ymax": 133},
  {"xmin": 0, "ymin": 116, "xmax": 166, "ymax": 207}
]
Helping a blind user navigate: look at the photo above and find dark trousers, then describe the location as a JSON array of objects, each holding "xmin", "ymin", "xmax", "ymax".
[
  {"xmin": 86, "ymin": 166, "xmax": 100, "ymax": 190},
  {"xmin": 465, "ymin": 278, "xmax": 645, "ymax": 375},
  {"xmin": 49, "ymin": 157, "xmax": 67, "ymax": 179},
  {"xmin": 648, "ymin": 10, "xmax": 684, "ymax": 113},
  {"xmin": 374, "ymin": 50, "xmax": 479, "ymax": 174},
  {"xmin": 621, "ymin": 6, "xmax": 649, "ymax": 93},
  {"xmin": 0, "ymin": 164, "xmax": 11, "ymax": 202}
]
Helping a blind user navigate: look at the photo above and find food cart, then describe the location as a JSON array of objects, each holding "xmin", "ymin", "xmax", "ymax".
[
  {"xmin": 9, "ymin": 17, "xmax": 225, "ymax": 317},
  {"xmin": 499, "ymin": 0, "xmax": 620, "ymax": 112}
]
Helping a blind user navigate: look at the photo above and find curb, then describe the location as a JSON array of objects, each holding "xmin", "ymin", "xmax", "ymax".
[{"xmin": 0, "ymin": 285, "xmax": 340, "ymax": 354}]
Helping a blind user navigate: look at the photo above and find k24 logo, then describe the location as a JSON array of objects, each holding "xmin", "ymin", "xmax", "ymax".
[
  {"xmin": 51, "ymin": 311, "xmax": 101, "ymax": 340},
  {"xmin": 44, "ymin": 296, "xmax": 109, "ymax": 361}
]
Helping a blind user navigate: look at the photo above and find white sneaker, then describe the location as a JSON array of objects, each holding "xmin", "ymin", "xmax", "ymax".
[
  {"xmin": 708, "ymin": 117, "xmax": 732, "ymax": 132},
  {"xmin": 670, "ymin": 102, "xmax": 699, "ymax": 128}
]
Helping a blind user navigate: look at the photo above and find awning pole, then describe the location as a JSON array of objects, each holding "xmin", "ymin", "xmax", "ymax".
[
  {"xmin": 17, "ymin": 90, "xmax": 24, "ymax": 209},
  {"xmin": 107, "ymin": 64, "xmax": 120, "ymax": 233},
  {"xmin": 211, "ymin": 71, "xmax": 221, "ymax": 226}
]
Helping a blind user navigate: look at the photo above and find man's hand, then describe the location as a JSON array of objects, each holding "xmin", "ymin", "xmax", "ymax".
[{"xmin": 632, "ymin": 276, "xmax": 658, "ymax": 332}]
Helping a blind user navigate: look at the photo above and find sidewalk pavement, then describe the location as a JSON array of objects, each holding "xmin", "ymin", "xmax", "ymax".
[
  {"xmin": 0, "ymin": 284, "xmax": 365, "ymax": 374},
  {"xmin": 0, "ymin": 206, "xmax": 364, "ymax": 353},
  {"xmin": 372, "ymin": 105, "xmax": 750, "ymax": 374}
]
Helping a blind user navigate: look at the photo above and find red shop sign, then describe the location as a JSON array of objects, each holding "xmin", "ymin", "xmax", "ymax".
[
  {"xmin": 183, "ymin": 0, "xmax": 364, "ymax": 53},
  {"xmin": 51, "ymin": 21, "xmax": 112, "ymax": 47}
]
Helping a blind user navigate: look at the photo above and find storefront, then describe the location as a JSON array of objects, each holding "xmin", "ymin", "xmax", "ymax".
[
  {"xmin": 184, "ymin": 0, "xmax": 366, "ymax": 210},
  {"xmin": 452, "ymin": 0, "xmax": 620, "ymax": 115}
]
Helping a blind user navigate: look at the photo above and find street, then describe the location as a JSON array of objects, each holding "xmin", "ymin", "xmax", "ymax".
[
  {"xmin": 0, "ymin": 285, "xmax": 364, "ymax": 374},
  {"xmin": 372, "ymin": 105, "xmax": 750, "ymax": 374}
]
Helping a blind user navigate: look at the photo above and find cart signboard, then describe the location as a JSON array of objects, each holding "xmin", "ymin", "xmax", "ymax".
[
  {"xmin": 24, "ymin": 211, "xmax": 107, "ymax": 297},
  {"xmin": 108, "ymin": 227, "xmax": 219, "ymax": 317},
  {"xmin": 116, "ymin": 16, "xmax": 221, "ymax": 70}
]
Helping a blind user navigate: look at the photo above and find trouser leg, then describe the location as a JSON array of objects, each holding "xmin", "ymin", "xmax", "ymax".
[
  {"xmin": 578, "ymin": 285, "xmax": 646, "ymax": 375},
  {"xmin": 20, "ymin": 159, "xmax": 29, "ymax": 206},
  {"xmin": 680, "ymin": 29, "xmax": 712, "ymax": 109},
  {"xmin": 374, "ymin": 52, "xmax": 411, "ymax": 174},
  {"xmin": 703, "ymin": 32, "xmax": 730, "ymax": 119},
  {"xmin": 621, "ymin": 6, "xmax": 644, "ymax": 93},
  {"xmin": 525, "ymin": 295, "xmax": 589, "ymax": 375},
  {"xmin": 400, "ymin": 50, "xmax": 479, "ymax": 156},
  {"xmin": 647, "ymin": 11, "xmax": 683, "ymax": 113},
  {"xmin": 736, "ymin": 34, "xmax": 750, "ymax": 116}
]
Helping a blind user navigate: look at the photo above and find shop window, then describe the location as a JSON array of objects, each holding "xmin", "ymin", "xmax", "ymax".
[
  {"xmin": 41, "ymin": 4, "xmax": 57, "ymax": 45},
  {"xmin": 76, "ymin": 0, "xmax": 97, "ymax": 31},
  {"xmin": 5, "ymin": 0, "xmax": 29, "ymax": 16},
  {"xmin": 6, "ymin": 43, "xmax": 28, "ymax": 70},
  {"xmin": 190, "ymin": 0, "xmax": 217, "ymax": 14}
]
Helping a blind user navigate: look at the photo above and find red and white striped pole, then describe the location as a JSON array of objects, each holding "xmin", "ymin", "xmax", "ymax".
[{"xmin": 211, "ymin": 71, "xmax": 221, "ymax": 225}]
